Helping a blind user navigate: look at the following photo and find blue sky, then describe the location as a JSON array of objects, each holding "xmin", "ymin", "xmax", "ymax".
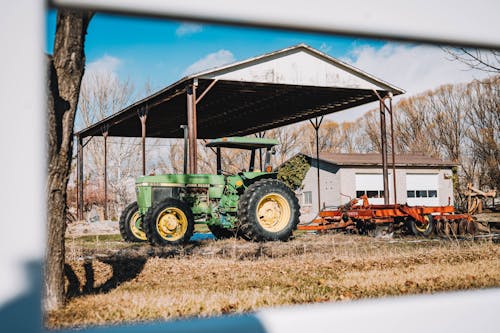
[
  {"xmin": 46, "ymin": 10, "xmax": 385, "ymax": 92},
  {"xmin": 45, "ymin": 10, "xmax": 489, "ymax": 122}
]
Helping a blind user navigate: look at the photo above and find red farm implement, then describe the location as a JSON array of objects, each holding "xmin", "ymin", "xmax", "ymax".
[{"xmin": 298, "ymin": 196, "xmax": 482, "ymax": 237}]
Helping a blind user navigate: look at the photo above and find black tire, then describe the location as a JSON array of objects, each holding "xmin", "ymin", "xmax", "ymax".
[
  {"xmin": 401, "ymin": 218, "xmax": 414, "ymax": 236},
  {"xmin": 143, "ymin": 198, "xmax": 194, "ymax": 246},
  {"xmin": 119, "ymin": 202, "xmax": 147, "ymax": 242},
  {"xmin": 410, "ymin": 214, "xmax": 435, "ymax": 237},
  {"xmin": 208, "ymin": 224, "xmax": 237, "ymax": 240},
  {"xmin": 237, "ymin": 179, "xmax": 300, "ymax": 241}
]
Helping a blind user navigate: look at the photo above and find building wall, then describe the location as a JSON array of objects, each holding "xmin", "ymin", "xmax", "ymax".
[
  {"xmin": 299, "ymin": 160, "xmax": 339, "ymax": 222},
  {"xmin": 299, "ymin": 163, "xmax": 455, "ymax": 222}
]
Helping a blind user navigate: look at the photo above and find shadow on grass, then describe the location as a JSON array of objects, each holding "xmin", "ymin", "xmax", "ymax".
[
  {"xmin": 64, "ymin": 257, "xmax": 148, "ymax": 298},
  {"xmin": 64, "ymin": 239, "xmax": 213, "ymax": 298}
]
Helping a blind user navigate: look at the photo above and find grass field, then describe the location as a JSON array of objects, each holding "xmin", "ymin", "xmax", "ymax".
[{"xmin": 46, "ymin": 232, "xmax": 500, "ymax": 329}]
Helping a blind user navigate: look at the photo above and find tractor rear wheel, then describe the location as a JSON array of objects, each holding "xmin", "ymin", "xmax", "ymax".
[
  {"xmin": 238, "ymin": 179, "xmax": 300, "ymax": 241},
  {"xmin": 410, "ymin": 214, "xmax": 435, "ymax": 237},
  {"xmin": 208, "ymin": 224, "xmax": 237, "ymax": 240},
  {"xmin": 143, "ymin": 198, "xmax": 194, "ymax": 246},
  {"xmin": 119, "ymin": 201, "xmax": 147, "ymax": 242}
]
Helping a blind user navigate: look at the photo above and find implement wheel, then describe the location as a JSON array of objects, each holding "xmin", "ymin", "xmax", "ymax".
[
  {"xmin": 458, "ymin": 219, "xmax": 468, "ymax": 235},
  {"xmin": 143, "ymin": 198, "xmax": 194, "ymax": 246},
  {"xmin": 410, "ymin": 214, "xmax": 435, "ymax": 237},
  {"xmin": 119, "ymin": 202, "xmax": 147, "ymax": 242},
  {"xmin": 238, "ymin": 179, "xmax": 300, "ymax": 241}
]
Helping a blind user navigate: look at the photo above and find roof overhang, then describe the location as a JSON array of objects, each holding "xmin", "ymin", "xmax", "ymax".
[
  {"xmin": 302, "ymin": 153, "xmax": 457, "ymax": 168},
  {"xmin": 76, "ymin": 44, "xmax": 404, "ymax": 139}
]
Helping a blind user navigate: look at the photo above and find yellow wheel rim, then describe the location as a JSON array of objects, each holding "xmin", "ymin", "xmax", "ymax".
[
  {"xmin": 156, "ymin": 207, "xmax": 188, "ymax": 241},
  {"xmin": 415, "ymin": 215, "xmax": 431, "ymax": 233},
  {"xmin": 256, "ymin": 193, "xmax": 291, "ymax": 232},
  {"xmin": 130, "ymin": 211, "xmax": 147, "ymax": 241}
]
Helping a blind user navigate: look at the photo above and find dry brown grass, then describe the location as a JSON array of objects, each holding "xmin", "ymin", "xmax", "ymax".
[{"xmin": 47, "ymin": 233, "xmax": 500, "ymax": 329}]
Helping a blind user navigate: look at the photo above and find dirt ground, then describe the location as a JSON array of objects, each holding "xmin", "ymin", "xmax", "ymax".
[{"xmin": 46, "ymin": 232, "xmax": 500, "ymax": 329}]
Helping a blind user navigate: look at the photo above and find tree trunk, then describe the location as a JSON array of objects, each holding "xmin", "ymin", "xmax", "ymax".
[{"xmin": 45, "ymin": 9, "xmax": 92, "ymax": 312}]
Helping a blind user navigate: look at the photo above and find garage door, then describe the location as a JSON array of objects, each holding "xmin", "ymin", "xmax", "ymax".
[
  {"xmin": 355, "ymin": 174, "xmax": 385, "ymax": 205},
  {"xmin": 406, "ymin": 174, "xmax": 439, "ymax": 206}
]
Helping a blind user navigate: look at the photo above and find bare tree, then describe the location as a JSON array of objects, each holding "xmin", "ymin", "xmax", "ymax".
[
  {"xmin": 76, "ymin": 71, "xmax": 142, "ymax": 218},
  {"xmin": 465, "ymin": 76, "xmax": 500, "ymax": 190},
  {"xmin": 361, "ymin": 110, "xmax": 382, "ymax": 152},
  {"xmin": 428, "ymin": 84, "xmax": 468, "ymax": 162},
  {"xmin": 46, "ymin": 9, "xmax": 92, "ymax": 311},
  {"xmin": 267, "ymin": 125, "xmax": 302, "ymax": 165},
  {"xmin": 444, "ymin": 48, "xmax": 500, "ymax": 73}
]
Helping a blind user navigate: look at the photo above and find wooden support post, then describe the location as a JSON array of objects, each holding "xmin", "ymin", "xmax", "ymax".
[
  {"xmin": 139, "ymin": 108, "xmax": 148, "ymax": 175},
  {"xmin": 310, "ymin": 116, "xmax": 324, "ymax": 213},
  {"xmin": 102, "ymin": 128, "xmax": 109, "ymax": 220},
  {"xmin": 187, "ymin": 80, "xmax": 198, "ymax": 174},
  {"xmin": 379, "ymin": 99, "xmax": 389, "ymax": 205},
  {"xmin": 388, "ymin": 94, "xmax": 397, "ymax": 204},
  {"xmin": 216, "ymin": 147, "xmax": 222, "ymax": 175}
]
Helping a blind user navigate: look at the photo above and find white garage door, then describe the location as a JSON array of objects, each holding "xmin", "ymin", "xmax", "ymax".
[
  {"xmin": 406, "ymin": 174, "xmax": 439, "ymax": 206},
  {"xmin": 355, "ymin": 174, "xmax": 385, "ymax": 205}
]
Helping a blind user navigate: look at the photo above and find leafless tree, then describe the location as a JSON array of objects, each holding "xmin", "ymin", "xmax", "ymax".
[
  {"xmin": 428, "ymin": 84, "xmax": 468, "ymax": 162},
  {"xmin": 267, "ymin": 125, "xmax": 302, "ymax": 165},
  {"xmin": 46, "ymin": 9, "xmax": 92, "ymax": 311},
  {"xmin": 444, "ymin": 48, "xmax": 500, "ymax": 73},
  {"xmin": 359, "ymin": 76, "xmax": 499, "ymax": 206},
  {"xmin": 76, "ymin": 71, "xmax": 143, "ymax": 218},
  {"xmin": 464, "ymin": 76, "xmax": 500, "ymax": 190}
]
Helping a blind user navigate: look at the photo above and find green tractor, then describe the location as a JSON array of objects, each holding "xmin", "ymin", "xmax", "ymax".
[{"xmin": 119, "ymin": 137, "xmax": 300, "ymax": 245}]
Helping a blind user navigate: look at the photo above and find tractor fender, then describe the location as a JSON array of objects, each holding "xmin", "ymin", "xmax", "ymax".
[{"xmin": 241, "ymin": 172, "xmax": 277, "ymax": 187}]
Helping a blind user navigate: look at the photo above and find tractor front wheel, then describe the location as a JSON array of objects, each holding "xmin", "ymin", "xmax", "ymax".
[
  {"xmin": 238, "ymin": 179, "xmax": 300, "ymax": 241},
  {"xmin": 143, "ymin": 198, "xmax": 194, "ymax": 246},
  {"xmin": 119, "ymin": 201, "xmax": 147, "ymax": 242}
]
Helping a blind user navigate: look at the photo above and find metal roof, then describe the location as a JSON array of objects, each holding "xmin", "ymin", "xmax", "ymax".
[
  {"xmin": 76, "ymin": 44, "xmax": 404, "ymax": 139},
  {"xmin": 304, "ymin": 152, "xmax": 457, "ymax": 168}
]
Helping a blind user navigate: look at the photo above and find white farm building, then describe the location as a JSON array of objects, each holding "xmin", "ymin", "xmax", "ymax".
[{"xmin": 299, "ymin": 153, "xmax": 457, "ymax": 222}]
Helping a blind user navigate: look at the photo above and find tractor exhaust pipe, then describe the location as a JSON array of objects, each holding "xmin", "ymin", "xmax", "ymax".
[{"xmin": 181, "ymin": 124, "xmax": 188, "ymax": 174}]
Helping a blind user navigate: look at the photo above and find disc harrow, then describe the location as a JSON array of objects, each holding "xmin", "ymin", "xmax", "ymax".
[{"xmin": 298, "ymin": 196, "xmax": 486, "ymax": 238}]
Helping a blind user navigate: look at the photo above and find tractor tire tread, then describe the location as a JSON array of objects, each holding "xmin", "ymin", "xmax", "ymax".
[
  {"xmin": 237, "ymin": 179, "xmax": 300, "ymax": 242},
  {"xmin": 119, "ymin": 201, "xmax": 145, "ymax": 243},
  {"xmin": 143, "ymin": 198, "xmax": 194, "ymax": 246}
]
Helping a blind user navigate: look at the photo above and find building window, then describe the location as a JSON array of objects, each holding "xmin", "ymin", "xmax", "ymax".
[
  {"xmin": 357, "ymin": 190, "xmax": 384, "ymax": 198},
  {"xmin": 407, "ymin": 189, "xmax": 438, "ymax": 199},
  {"xmin": 303, "ymin": 191, "xmax": 312, "ymax": 205},
  {"xmin": 416, "ymin": 190, "xmax": 428, "ymax": 198}
]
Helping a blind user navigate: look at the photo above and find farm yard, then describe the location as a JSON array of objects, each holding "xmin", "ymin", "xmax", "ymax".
[
  {"xmin": 46, "ymin": 229, "xmax": 500, "ymax": 329},
  {"xmin": 37, "ymin": 5, "xmax": 500, "ymax": 333}
]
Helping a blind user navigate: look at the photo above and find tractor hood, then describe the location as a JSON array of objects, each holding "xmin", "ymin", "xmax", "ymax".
[{"xmin": 136, "ymin": 174, "xmax": 225, "ymax": 186}]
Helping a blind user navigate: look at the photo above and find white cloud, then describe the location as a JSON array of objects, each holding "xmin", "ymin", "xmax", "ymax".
[
  {"xmin": 349, "ymin": 44, "xmax": 490, "ymax": 94},
  {"xmin": 85, "ymin": 54, "xmax": 121, "ymax": 77},
  {"xmin": 330, "ymin": 43, "xmax": 492, "ymax": 122},
  {"xmin": 183, "ymin": 49, "xmax": 235, "ymax": 76},
  {"xmin": 319, "ymin": 42, "xmax": 332, "ymax": 54},
  {"xmin": 176, "ymin": 23, "xmax": 203, "ymax": 37}
]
